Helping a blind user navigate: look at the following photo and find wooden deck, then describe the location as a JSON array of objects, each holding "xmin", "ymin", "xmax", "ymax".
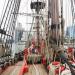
[
  {"xmin": 1, "ymin": 61, "xmax": 48, "ymax": 75},
  {"xmin": 24, "ymin": 64, "xmax": 48, "ymax": 75},
  {"xmin": 1, "ymin": 61, "xmax": 23, "ymax": 75}
]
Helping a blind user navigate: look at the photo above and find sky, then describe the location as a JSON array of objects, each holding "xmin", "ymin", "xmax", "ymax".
[
  {"xmin": 17, "ymin": 0, "xmax": 32, "ymax": 30},
  {"xmin": 0, "ymin": 0, "xmax": 73, "ymax": 31},
  {"xmin": 63, "ymin": 0, "xmax": 72, "ymax": 28}
]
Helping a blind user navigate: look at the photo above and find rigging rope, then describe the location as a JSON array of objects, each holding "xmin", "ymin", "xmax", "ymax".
[
  {"xmin": 1, "ymin": 0, "xmax": 21, "ymax": 43},
  {"xmin": 1, "ymin": 0, "xmax": 14, "ymax": 39},
  {"xmin": 4, "ymin": 0, "xmax": 21, "ymax": 41},
  {"xmin": 3, "ymin": 0, "xmax": 15, "ymax": 40},
  {"xmin": 71, "ymin": 0, "xmax": 75, "ymax": 47},
  {"xmin": 0, "ymin": 0, "xmax": 10, "ymax": 28},
  {"xmin": 27, "ymin": 16, "xmax": 35, "ymax": 47},
  {"xmin": 0, "ymin": 0, "xmax": 6, "ymax": 27}
]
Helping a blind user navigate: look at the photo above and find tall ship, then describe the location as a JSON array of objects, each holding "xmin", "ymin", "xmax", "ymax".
[{"xmin": 0, "ymin": 0, "xmax": 75, "ymax": 75}]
